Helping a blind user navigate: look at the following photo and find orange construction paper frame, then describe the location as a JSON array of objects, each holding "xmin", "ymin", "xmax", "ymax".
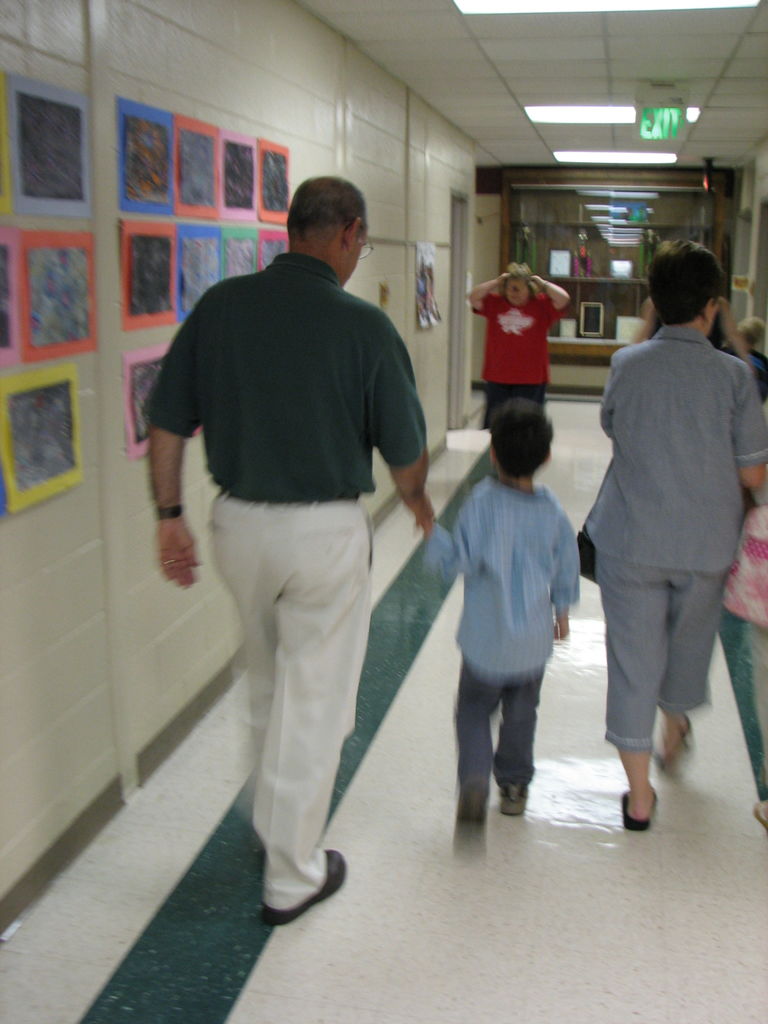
[
  {"xmin": 175, "ymin": 114, "xmax": 219, "ymax": 220},
  {"xmin": 257, "ymin": 139, "xmax": 289, "ymax": 224},
  {"xmin": 21, "ymin": 231, "xmax": 96, "ymax": 362},
  {"xmin": 120, "ymin": 220, "xmax": 177, "ymax": 331}
]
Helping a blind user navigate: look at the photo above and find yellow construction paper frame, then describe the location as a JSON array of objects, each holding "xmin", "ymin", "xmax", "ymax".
[
  {"xmin": 0, "ymin": 363, "xmax": 82, "ymax": 513},
  {"xmin": 0, "ymin": 73, "xmax": 12, "ymax": 214}
]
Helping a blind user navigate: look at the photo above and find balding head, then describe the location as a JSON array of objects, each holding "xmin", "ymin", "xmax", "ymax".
[{"xmin": 287, "ymin": 177, "xmax": 367, "ymax": 245}]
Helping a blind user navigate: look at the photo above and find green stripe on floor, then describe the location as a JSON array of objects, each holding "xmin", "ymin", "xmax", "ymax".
[
  {"xmin": 79, "ymin": 450, "xmax": 491, "ymax": 1024},
  {"xmin": 720, "ymin": 610, "xmax": 767, "ymax": 801}
]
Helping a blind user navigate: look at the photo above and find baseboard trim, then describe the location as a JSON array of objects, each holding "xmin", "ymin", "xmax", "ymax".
[
  {"xmin": 137, "ymin": 659, "xmax": 239, "ymax": 785},
  {"xmin": 0, "ymin": 777, "xmax": 123, "ymax": 936}
]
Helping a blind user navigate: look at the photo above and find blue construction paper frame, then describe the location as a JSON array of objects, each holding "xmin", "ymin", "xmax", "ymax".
[
  {"xmin": 0, "ymin": 463, "xmax": 6, "ymax": 516},
  {"xmin": 176, "ymin": 224, "xmax": 221, "ymax": 321},
  {"xmin": 8, "ymin": 75, "xmax": 91, "ymax": 217},
  {"xmin": 117, "ymin": 98, "xmax": 174, "ymax": 215}
]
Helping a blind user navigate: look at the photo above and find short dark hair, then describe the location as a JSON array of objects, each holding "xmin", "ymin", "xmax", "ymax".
[
  {"xmin": 287, "ymin": 176, "xmax": 367, "ymax": 242},
  {"xmin": 648, "ymin": 240, "xmax": 724, "ymax": 325},
  {"xmin": 490, "ymin": 399, "xmax": 553, "ymax": 477}
]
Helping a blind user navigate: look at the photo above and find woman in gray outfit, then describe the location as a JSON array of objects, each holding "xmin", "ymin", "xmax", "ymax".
[{"xmin": 587, "ymin": 241, "xmax": 768, "ymax": 829}]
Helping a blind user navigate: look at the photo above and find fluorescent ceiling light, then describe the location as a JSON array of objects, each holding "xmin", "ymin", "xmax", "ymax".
[
  {"xmin": 577, "ymin": 191, "xmax": 660, "ymax": 198},
  {"xmin": 686, "ymin": 107, "xmax": 701, "ymax": 122},
  {"xmin": 526, "ymin": 105, "xmax": 636, "ymax": 124},
  {"xmin": 455, "ymin": 1, "xmax": 758, "ymax": 12},
  {"xmin": 555, "ymin": 151, "xmax": 677, "ymax": 164}
]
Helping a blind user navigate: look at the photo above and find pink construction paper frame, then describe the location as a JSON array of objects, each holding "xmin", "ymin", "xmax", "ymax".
[
  {"xmin": 218, "ymin": 129, "xmax": 257, "ymax": 221},
  {"xmin": 0, "ymin": 227, "xmax": 21, "ymax": 367},
  {"xmin": 122, "ymin": 342, "xmax": 169, "ymax": 459}
]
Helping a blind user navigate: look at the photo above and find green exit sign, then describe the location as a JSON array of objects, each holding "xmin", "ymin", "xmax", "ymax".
[{"xmin": 640, "ymin": 107, "xmax": 683, "ymax": 140}]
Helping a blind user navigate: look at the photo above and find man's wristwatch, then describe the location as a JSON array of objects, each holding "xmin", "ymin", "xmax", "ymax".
[{"xmin": 157, "ymin": 505, "xmax": 183, "ymax": 520}]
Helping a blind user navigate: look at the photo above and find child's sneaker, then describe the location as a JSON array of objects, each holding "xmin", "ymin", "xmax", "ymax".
[{"xmin": 499, "ymin": 783, "xmax": 528, "ymax": 816}]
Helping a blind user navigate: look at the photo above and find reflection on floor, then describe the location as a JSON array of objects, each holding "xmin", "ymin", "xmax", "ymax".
[{"xmin": 1, "ymin": 400, "xmax": 766, "ymax": 1024}]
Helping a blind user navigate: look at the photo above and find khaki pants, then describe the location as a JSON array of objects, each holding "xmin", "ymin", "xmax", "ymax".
[{"xmin": 211, "ymin": 495, "xmax": 372, "ymax": 909}]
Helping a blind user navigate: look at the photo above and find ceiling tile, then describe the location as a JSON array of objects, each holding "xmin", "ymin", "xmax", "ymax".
[
  {"xmin": 609, "ymin": 34, "xmax": 739, "ymax": 60},
  {"xmin": 296, "ymin": 0, "xmax": 767, "ymax": 169},
  {"xmin": 733, "ymin": 32, "xmax": 768, "ymax": 58},
  {"xmin": 726, "ymin": 58, "xmax": 768, "ymax": 77},
  {"xmin": 298, "ymin": 0, "xmax": 451, "ymax": 14},
  {"xmin": 610, "ymin": 58, "xmax": 727, "ymax": 79},
  {"xmin": 535, "ymin": 126, "xmax": 618, "ymax": 148},
  {"xmin": 466, "ymin": 12, "xmax": 603, "ymax": 37},
  {"xmin": 479, "ymin": 36, "xmax": 605, "ymax": 62},
  {"xmin": 604, "ymin": 9, "xmax": 753, "ymax": 36},
  {"xmin": 359, "ymin": 37, "xmax": 481, "ymax": 62},
  {"xmin": 497, "ymin": 60, "xmax": 609, "ymax": 81}
]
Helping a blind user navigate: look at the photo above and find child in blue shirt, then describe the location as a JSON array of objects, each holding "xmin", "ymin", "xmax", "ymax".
[{"xmin": 425, "ymin": 399, "xmax": 579, "ymax": 826}]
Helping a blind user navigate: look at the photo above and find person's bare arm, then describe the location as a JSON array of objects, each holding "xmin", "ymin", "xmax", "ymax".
[
  {"xmin": 389, "ymin": 448, "xmax": 434, "ymax": 537},
  {"xmin": 632, "ymin": 297, "xmax": 656, "ymax": 344},
  {"xmin": 148, "ymin": 425, "xmax": 199, "ymax": 588},
  {"xmin": 529, "ymin": 275, "xmax": 570, "ymax": 310},
  {"xmin": 739, "ymin": 463, "xmax": 767, "ymax": 491},
  {"xmin": 718, "ymin": 298, "xmax": 751, "ymax": 362},
  {"xmin": 468, "ymin": 275, "xmax": 506, "ymax": 312}
]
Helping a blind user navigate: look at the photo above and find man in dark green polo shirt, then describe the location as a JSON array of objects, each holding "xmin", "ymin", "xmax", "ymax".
[{"xmin": 148, "ymin": 176, "xmax": 432, "ymax": 926}]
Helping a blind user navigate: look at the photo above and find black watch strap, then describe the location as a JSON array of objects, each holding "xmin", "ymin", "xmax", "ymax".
[{"xmin": 157, "ymin": 505, "xmax": 183, "ymax": 520}]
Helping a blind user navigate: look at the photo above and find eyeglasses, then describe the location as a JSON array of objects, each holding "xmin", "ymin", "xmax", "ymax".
[{"xmin": 359, "ymin": 242, "xmax": 374, "ymax": 259}]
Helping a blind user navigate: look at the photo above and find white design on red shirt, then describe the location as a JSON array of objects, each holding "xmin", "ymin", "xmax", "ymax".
[{"xmin": 497, "ymin": 307, "xmax": 535, "ymax": 335}]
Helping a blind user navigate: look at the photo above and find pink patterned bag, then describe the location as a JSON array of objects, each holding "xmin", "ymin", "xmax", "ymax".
[{"xmin": 724, "ymin": 506, "xmax": 768, "ymax": 628}]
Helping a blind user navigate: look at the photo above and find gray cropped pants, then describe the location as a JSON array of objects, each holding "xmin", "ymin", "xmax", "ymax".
[{"xmin": 596, "ymin": 551, "xmax": 728, "ymax": 752}]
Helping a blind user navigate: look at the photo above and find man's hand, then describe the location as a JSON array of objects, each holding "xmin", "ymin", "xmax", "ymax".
[
  {"xmin": 157, "ymin": 516, "xmax": 199, "ymax": 588},
  {"xmin": 408, "ymin": 492, "xmax": 435, "ymax": 539},
  {"xmin": 389, "ymin": 449, "xmax": 434, "ymax": 538}
]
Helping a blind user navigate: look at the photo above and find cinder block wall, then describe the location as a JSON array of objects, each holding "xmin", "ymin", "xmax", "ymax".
[{"xmin": 0, "ymin": 0, "xmax": 476, "ymax": 920}]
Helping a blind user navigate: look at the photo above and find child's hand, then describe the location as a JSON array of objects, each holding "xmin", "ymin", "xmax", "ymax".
[{"xmin": 554, "ymin": 613, "xmax": 570, "ymax": 642}]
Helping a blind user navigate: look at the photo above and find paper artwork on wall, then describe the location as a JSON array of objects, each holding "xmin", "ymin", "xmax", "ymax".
[
  {"xmin": 122, "ymin": 343, "xmax": 168, "ymax": 459},
  {"xmin": 0, "ymin": 227, "xmax": 20, "ymax": 367},
  {"xmin": 258, "ymin": 230, "xmax": 288, "ymax": 270},
  {"xmin": 416, "ymin": 242, "xmax": 441, "ymax": 328},
  {"xmin": 0, "ymin": 73, "xmax": 12, "ymax": 214},
  {"xmin": 8, "ymin": 75, "xmax": 91, "ymax": 217},
  {"xmin": 219, "ymin": 130, "xmax": 257, "ymax": 221},
  {"xmin": 120, "ymin": 220, "xmax": 177, "ymax": 331},
  {"xmin": 177, "ymin": 224, "xmax": 221, "ymax": 320},
  {"xmin": 257, "ymin": 139, "xmax": 289, "ymax": 224},
  {"xmin": 21, "ymin": 232, "xmax": 96, "ymax": 362},
  {"xmin": 175, "ymin": 115, "xmax": 218, "ymax": 219},
  {"xmin": 117, "ymin": 98, "xmax": 174, "ymax": 215},
  {"xmin": 0, "ymin": 363, "xmax": 82, "ymax": 513},
  {"xmin": 221, "ymin": 226, "xmax": 257, "ymax": 279}
]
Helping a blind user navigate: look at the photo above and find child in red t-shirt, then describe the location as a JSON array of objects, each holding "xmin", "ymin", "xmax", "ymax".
[{"xmin": 469, "ymin": 263, "xmax": 570, "ymax": 427}]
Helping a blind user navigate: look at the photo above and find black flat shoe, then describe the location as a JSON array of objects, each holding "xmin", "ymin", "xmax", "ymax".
[
  {"xmin": 622, "ymin": 791, "xmax": 657, "ymax": 831},
  {"xmin": 262, "ymin": 850, "xmax": 346, "ymax": 926}
]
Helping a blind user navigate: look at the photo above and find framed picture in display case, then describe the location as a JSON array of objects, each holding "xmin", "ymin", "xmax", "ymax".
[
  {"xmin": 579, "ymin": 302, "xmax": 604, "ymax": 338},
  {"xmin": 548, "ymin": 249, "xmax": 571, "ymax": 277}
]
